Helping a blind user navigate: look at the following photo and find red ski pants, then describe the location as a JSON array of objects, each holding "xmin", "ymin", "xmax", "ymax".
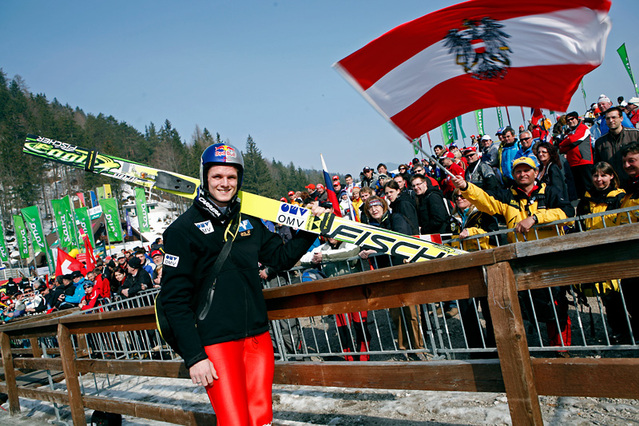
[{"xmin": 203, "ymin": 331, "xmax": 274, "ymax": 426}]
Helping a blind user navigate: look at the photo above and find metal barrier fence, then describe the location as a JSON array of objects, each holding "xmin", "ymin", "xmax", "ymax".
[{"xmin": 13, "ymin": 204, "xmax": 639, "ymax": 366}]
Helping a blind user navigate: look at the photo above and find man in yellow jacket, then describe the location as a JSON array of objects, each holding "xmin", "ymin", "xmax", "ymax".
[
  {"xmin": 451, "ymin": 157, "xmax": 575, "ymax": 348},
  {"xmin": 452, "ymin": 157, "xmax": 574, "ymax": 242}
]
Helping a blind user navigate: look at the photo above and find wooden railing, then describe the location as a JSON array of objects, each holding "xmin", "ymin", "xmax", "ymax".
[{"xmin": 1, "ymin": 223, "xmax": 639, "ymax": 425}]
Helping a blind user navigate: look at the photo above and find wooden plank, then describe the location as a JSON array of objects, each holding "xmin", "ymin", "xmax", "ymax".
[
  {"xmin": 485, "ymin": 262, "xmax": 543, "ymax": 425},
  {"xmin": 266, "ymin": 267, "xmax": 488, "ymax": 320},
  {"xmin": 0, "ymin": 332, "xmax": 20, "ymax": 414},
  {"xmin": 75, "ymin": 359, "xmax": 190, "ymax": 378},
  {"xmin": 512, "ymin": 239, "xmax": 639, "ymax": 290},
  {"xmin": 13, "ymin": 357, "xmax": 63, "ymax": 371},
  {"xmin": 58, "ymin": 323, "xmax": 86, "ymax": 426},
  {"xmin": 29, "ymin": 338, "xmax": 42, "ymax": 358},
  {"xmin": 274, "ymin": 360, "xmax": 505, "ymax": 393},
  {"xmin": 532, "ymin": 358, "xmax": 639, "ymax": 399},
  {"xmin": 82, "ymin": 394, "xmax": 215, "ymax": 425}
]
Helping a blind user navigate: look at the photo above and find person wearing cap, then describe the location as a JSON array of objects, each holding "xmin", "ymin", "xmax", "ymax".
[
  {"xmin": 452, "ymin": 156, "xmax": 573, "ymax": 241},
  {"xmin": 120, "ymin": 256, "xmax": 152, "ymax": 298},
  {"xmin": 159, "ymin": 141, "xmax": 325, "ymax": 425},
  {"xmin": 480, "ymin": 135, "xmax": 499, "ymax": 168},
  {"xmin": 594, "ymin": 106, "xmax": 639, "ymax": 188},
  {"xmin": 497, "ymin": 127, "xmax": 520, "ymax": 187},
  {"xmin": 315, "ymin": 183, "xmax": 328, "ymax": 202},
  {"xmin": 463, "ymin": 147, "xmax": 500, "ymax": 194},
  {"xmin": 594, "ymin": 94, "xmax": 635, "ymax": 139},
  {"xmin": 452, "ymin": 157, "xmax": 574, "ymax": 347},
  {"xmin": 558, "ymin": 111, "xmax": 594, "ymax": 198},
  {"xmin": 625, "ymin": 97, "xmax": 639, "ymax": 129},
  {"xmin": 79, "ymin": 279, "xmax": 101, "ymax": 310},
  {"xmin": 439, "ymin": 151, "xmax": 465, "ymax": 198},
  {"xmin": 151, "ymin": 250, "xmax": 164, "ymax": 287},
  {"xmin": 57, "ymin": 271, "xmax": 86, "ymax": 309},
  {"xmin": 359, "ymin": 166, "xmax": 378, "ymax": 188}
]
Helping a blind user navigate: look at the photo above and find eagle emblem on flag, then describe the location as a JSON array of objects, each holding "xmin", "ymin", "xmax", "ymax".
[{"xmin": 444, "ymin": 18, "xmax": 512, "ymax": 80}]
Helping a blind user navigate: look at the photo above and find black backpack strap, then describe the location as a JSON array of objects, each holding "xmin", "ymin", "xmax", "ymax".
[{"xmin": 196, "ymin": 216, "xmax": 240, "ymax": 321}]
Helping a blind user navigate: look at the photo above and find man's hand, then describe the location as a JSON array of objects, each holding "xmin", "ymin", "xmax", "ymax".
[
  {"xmin": 189, "ymin": 358, "xmax": 218, "ymax": 387},
  {"xmin": 358, "ymin": 249, "xmax": 376, "ymax": 259},
  {"xmin": 451, "ymin": 175, "xmax": 468, "ymax": 190},
  {"xmin": 459, "ymin": 229, "xmax": 469, "ymax": 239},
  {"xmin": 515, "ymin": 216, "xmax": 536, "ymax": 235},
  {"xmin": 311, "ymin": 252, "xmax": 323, "ymax": 264},
  {"xmin": 308, "ymin": 201, "xmax": 330, "ymax": 217},
  {"xmin": 258, "ymin": 269, "xmax": 269, "ymax": 280},
  {"xmin": 121, "ymin": 288, "xmax": 129, "ymax": 298}
]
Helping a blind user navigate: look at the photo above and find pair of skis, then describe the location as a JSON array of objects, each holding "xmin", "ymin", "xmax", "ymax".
[{"xmin": 24, "ymin": 134, "xmax": 464, "ymax": 262}]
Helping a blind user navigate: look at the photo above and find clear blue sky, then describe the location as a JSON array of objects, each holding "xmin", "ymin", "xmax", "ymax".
[{"xmin": 1, "ymin": 1, "xmax": 638, "ymax": 174}]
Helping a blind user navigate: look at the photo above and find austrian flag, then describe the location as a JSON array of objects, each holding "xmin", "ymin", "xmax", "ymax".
[{"xmin": 334, "ymin": 0, "xmax": 612, "ymax": 141}]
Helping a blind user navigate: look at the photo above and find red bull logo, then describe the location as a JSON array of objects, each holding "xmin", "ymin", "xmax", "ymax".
[{"xmin": 215, "ymin": 145, "xmax": 236, "ymax": 160}]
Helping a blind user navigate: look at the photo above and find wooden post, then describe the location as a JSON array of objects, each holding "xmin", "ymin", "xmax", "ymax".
[
  {"xmin": 29, "ymin": 338, "xmax": 43, "ymax": 358},
  {"xmin": 485, "ymin": 262, "xmax": 543, "ymax": 425},
  {"xmin": 0, "ymin": 332, "xmax": 20, "ymax": 414},
  {"xmin": 58, "ymin": 324, "xmax": 86, "ymax": 425}
]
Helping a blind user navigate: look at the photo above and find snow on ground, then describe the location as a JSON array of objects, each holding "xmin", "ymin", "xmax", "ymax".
[{"xmin": 0, "ymin": 372, "xmax": 638, "ymax": 425}]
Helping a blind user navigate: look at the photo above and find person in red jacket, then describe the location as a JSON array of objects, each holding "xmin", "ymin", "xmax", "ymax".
[
  {"xmin": 439, "ymin": 151, "xmax": 465, "ymax": 199},
  {"xmin": 558, "ymin": 111, "xmax": 594, "ymax": 198}
]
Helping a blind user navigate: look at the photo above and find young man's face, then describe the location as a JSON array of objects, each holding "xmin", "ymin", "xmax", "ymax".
[
  {"xmin": 623, "ymin": 151, "xmax": 639, "ymax": 179},
  {"xmin": 345, "ymin": 176, "xmax": 353, "ymax": 186},
  {"xmin": 377, "ymin": 165, "xmax": 387, "ymax": 175},
  {"xmin": 207, "ymin": 165, "xmax": 239, "ymax": 206},
  {"xmin": 605, "ymin": 110, "xmax": 623, "ymax": 133},
  {"xmin": 504, "ymin": 131, "xmax": 516, "ymax": 144},
  {"xmin": 434, "ymin": 147, "xmax": 444, "ymax": 157}
]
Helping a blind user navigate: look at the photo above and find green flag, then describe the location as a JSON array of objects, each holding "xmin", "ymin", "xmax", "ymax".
[
  {"xmin": 617, "ymin": 43, "xmax": 639, "ymax": 96},
  {"xmin": 135, "ymin": 187, "xmax": 151, "ymax": 233},
  {"xmin": 75, "ymin": 207, "xmax": 95, "ymax": 251},
  {"xmin": 474, "ymin": 110, "xmax": 485, "ymax": 135},
  {"xmin": 51, "ymin": 198, "xmax": 74, "ymax": 250},
  {"xmin": 99, "ymin": 198, "xmax": 124, "ymax": 242},
  {"xmin": 496, "ymin": 107, "xmax": 504, "ymax": 128},
  {"xmin": 21, "ymin": 205, "xmax": 54, "ymax": 273},
  {"xmin": 0, "ymin": 220, "xmax": 9, "ymax": 263},
  {"xmin": 456, "ymin": 116, "xmax": 466, "ymax": 140},
  {"xmin": 13, "ymin": 215, "xmax": 29, "ymax": 259},
  {"xmin": 441, "ymin": 121, "xmax": 454, "ymax": 145}
]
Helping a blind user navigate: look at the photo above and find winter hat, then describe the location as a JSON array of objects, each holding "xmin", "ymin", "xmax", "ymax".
[
  {"xmin": 628, "ymin": 97, "xmax": 639, "ymax": 106},
  {"xmin": 128, "ymin": 257, "xmax": 142, "ymax": 269},
  {"xmin": 481, "ymin": 135, "xmax": 492, "ymax": 141},
  {"xmin": 598, "ymin": 94, "xmax": 611, "ymax": 104}
]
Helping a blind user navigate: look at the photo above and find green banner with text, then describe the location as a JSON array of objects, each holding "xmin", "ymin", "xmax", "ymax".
[
  {"xmin": 13, "ymin": 215, "xmax": 29, "ymax": 259},
  {"xmin": 135, "ymin": 187, "xmax": 151, "ymax": 233},
  {"xmin": 99, "ymin": 198, "xmax": 124, "ymax": 242}
]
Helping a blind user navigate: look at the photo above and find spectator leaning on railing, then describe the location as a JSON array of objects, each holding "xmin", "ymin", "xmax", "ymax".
[{"xmin": 452, "ymin": 157, "xmax": 575, "ymax": 348}]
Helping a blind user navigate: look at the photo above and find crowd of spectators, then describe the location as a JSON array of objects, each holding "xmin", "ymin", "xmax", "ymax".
[
  {"xmin": 0, "ymin": 240, "xmax": 165, "ymax": 323},
  {"xmin": 278, "ymin": 93, "xmax": 639, "ymax": 349}
]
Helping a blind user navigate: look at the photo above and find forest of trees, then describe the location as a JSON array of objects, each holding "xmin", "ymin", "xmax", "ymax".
[{"xmin": 0, "ymin": 69, "xmax": 323, "ymax": 226}]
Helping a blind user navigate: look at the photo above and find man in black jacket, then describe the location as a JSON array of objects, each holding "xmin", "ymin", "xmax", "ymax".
[
  {"xmin": 410, "ymin": 173, "xmax": 451, "ymax": 235},
  {"xmin": 120, "ymin": 257, "xmax": 152, "ymax": 298},
  {"xmin": 159, "ymin": 142, "xmax": 321, "ymax": 426}
]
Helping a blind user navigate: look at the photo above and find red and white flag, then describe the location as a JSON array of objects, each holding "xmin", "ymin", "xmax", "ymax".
[
  {"xmin": 334, "ymin": 0, "xmax": 611, "ymax": 141},
  {"xmin": 55, "ymin": 248, "xmax": 87, "ymax": 277}
]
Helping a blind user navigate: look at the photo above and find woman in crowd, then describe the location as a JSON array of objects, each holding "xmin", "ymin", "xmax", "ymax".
[
  {"xmin": 576, "ymin": 162, "xmax": 629, "ymax": 343},
  {"xmin": 383, "ymin": 180, "xmax": 419, "ymax": 235},
  {"xmin": 535, "ymin": 142, "xmax": 569, "ymax": 200}
]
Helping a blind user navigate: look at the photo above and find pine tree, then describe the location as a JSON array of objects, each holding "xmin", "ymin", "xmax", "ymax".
[{"xmin": 242, "ymin": 136, "xmax": 277, "ymax": 198}]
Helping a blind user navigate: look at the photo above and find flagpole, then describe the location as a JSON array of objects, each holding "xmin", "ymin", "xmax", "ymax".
[
  {"xmin": 410, "ymin": 140, "xmax": 455, "ymax": 178},
  {"xmin": 505, "ymin": 107, "xmax": 512, "ymax": 127}
]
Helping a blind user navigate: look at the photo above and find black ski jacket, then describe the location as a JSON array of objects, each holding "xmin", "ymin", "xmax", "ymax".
[{"xmin": 159, "ymin": 202, "xmax": 316, "ymax": 368}]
